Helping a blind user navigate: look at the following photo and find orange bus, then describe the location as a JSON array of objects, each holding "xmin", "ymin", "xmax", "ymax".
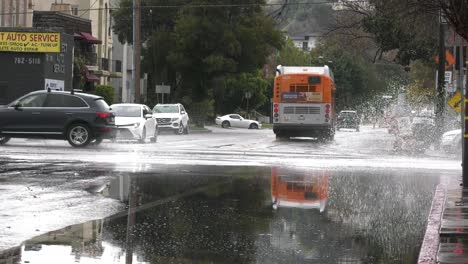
[
  {"xmin": 272, "ymin": 65, "xmax": 336, "ymax": 140},
  {"xmin": 271, "ymin": 167, "xmax": 329, "ymax": 212}
]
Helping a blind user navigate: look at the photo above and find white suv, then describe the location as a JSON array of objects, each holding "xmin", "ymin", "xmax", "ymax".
[{"xmin": 152, "ymin": 103, "xmax": 190, "ymax": 134}]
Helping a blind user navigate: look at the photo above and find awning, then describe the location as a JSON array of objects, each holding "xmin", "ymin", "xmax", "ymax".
[
  {"xmin": 76, "ymin": 32, "xmax": 102, "ymax": 44},
  {"xmin": 73, "ymin": 33, "xmax": 84, "ymax": 40},
  {"xmin": 85, "ymin": 71, "xmax": 100, "ymax": 82}
]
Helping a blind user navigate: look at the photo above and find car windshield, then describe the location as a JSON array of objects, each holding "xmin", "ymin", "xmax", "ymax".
[
  {"xmin": 111, "ymin": 105, "xmax": 141, "ymax": 117},
  {"xmin": 153, "ymin": 105, "xmax": 179, "ymax": 113}
]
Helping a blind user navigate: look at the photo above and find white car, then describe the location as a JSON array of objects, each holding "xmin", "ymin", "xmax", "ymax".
[
  {"xmin": 152, "ymin": 103, "xmax": 190, "ymax": 134},
  {"xmin": 111, "ymin": 103, "xmax": 158, "ymax": 143},
  {"xmin": 215, "ymin": 114, "xmax": 261, "ymax": 129},
  {"xmin": 441, "ymin": 129, "xmax": 461, "ymax": 153}
]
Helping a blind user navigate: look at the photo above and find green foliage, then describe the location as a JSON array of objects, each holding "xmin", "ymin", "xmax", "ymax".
[
  {"xmin": 113, "ymin": 0, "xmax": 284, "ymax": 121},
  {"xmin": 312, "ymin": 37, "xmax": 391, "ymax": 110},
  {"xmin": 219, "ymin": 71, "xmax": 269, "ymax": 114},
  {"xmin": 358, "ymin": 0, "xmax": 439, "ymax": 65},
  {"xmin": 275, "ymin": 39, "xmax": 312, "ymax": 66},
  {"xmin": 95, "ymin": 85, "xmax": 115, "ymax": 105},
  {"xmin": 406, "ymin": 60, "xmax": 436, "ymax": 108},
  {"xmin": 188, "ymin": 99, "xmax": 215, "ymax": 126}
]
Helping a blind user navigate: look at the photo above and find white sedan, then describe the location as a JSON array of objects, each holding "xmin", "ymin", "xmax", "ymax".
[
  {"xmin": 111, "ymin": 103, "xmax": 158, "ymax": 143},
  {"xmin": 215, "ymin": 114, "xmax": 261, "ymax": 129}
]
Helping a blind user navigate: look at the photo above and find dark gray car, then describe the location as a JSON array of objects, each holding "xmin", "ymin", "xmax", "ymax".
[{"xmin": 0, "ymin": 90, "xmax": 116, "ymax": 147}]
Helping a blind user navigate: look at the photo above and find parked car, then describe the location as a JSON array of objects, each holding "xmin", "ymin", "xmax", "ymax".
[
  {"xmin": 441, "ymin": 129, "xmax": 461, "ymax": 153},
  {"xmin": 152, "ymin": 103, "xmax": 189, "ymax": 134},
  {"xmin": 111, "ymin": 103, "xmax": 158, "ymax": 143},
  {"xmin": 336, "ymin": 110, "xmax": 360, "ymax": 131},
  {"xmin": 215, "ymin": 114, "xmax": 261, "ymax": 129},
  {"xmin": 0, "ymin": 90, "xmax": 115, "ymax": 147}
]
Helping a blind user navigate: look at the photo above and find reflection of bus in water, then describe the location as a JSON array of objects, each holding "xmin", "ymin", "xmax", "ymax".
[{"xmin": 271, "ymin": 167, "xmax": 329, "ymax": 212}]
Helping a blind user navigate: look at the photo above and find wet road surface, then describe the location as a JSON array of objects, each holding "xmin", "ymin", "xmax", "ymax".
[
  {"xmin": 1, "ymin": 165, "xmax": 459, "ymax": 263},
  {"xmin": 0, "ymin": 126, "xmax": 462, "ymax": 263}
]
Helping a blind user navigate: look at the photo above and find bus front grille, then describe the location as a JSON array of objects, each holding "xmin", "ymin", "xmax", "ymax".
[{"xmin": 284, "ymin": 106, "xmax": 321, "ymax": 115}]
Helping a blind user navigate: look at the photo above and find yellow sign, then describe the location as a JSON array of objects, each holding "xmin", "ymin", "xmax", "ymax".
[
  {"xmin": 0, "ymin": 32, "xmax": 61, "ymax": 53},
  {"xmin": 305, "ymin": 92, "xmax": 323, "ymax": 101},
  {"xmin": 448, "ymin": 91, "xmax": 467, "ymax": 113}
]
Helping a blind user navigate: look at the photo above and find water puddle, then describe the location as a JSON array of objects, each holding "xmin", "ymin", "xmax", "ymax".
[{"xmin": 1, "ymin": 166, "xmax": 455, "ymax": 263}]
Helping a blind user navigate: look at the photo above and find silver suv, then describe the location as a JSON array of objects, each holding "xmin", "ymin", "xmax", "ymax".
[{"xmin": 152, "ymin": 103, "xmax": 190, "ymax": 134}]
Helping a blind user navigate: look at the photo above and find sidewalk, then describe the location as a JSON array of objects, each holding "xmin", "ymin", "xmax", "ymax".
[{"xmin": 419, "ymin": 185, "xmax": 468, "ymax": 264}]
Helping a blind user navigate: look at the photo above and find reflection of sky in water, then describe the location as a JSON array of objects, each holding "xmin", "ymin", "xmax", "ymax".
[
  {"xmin": 10, "ymin": 166, "xmax": 455, "ymax": 264},
  {"xmin": 21, "ymin": 243, "xmax": 147, "ymax": 264}
]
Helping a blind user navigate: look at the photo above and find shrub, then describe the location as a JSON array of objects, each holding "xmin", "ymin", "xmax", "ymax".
[{"xmin": 95, "ymin": 85, "xmax": 114, "ymax": 105}]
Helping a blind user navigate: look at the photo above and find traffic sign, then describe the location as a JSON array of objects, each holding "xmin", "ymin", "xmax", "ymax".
[
  {"xmin": 155, "ymin": 84, "xmax": 170, "ymax": 94},
  {"xmin": 448, "ymin": 91, "xmax": 466, "ymax": 113}
]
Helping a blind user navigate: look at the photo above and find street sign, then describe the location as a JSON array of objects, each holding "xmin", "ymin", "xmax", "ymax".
[
  {"xmin": 155, "ymin": 84, "xmax": 170, "ymax": 94},
  {"xmin": 0, "ymin": 32, "xmax": 61, "ymax": 53},
  {"xmin": 44, "ymin": 78, "xmax": 64, "ymax": 91},
  {"xmin": 448, "ymin": 91, "xmax": 466, "ymax": 113}
]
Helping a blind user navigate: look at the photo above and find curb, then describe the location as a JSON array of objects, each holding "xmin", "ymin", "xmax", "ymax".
[
  {"xmin": 417, "ymin": 184, "xmax": 446, "ymax": 264},
  {"xmin": 189, "ymin": 128, "xmax": 212, "ymax": 134}
]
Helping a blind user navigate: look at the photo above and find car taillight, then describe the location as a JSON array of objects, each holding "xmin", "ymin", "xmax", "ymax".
[{"xmin": 97, "ymin": 112, "xmax": 111, "ymax": 119}]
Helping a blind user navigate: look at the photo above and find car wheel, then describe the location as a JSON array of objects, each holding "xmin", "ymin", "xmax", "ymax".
[
  {"xmin": 139, "ymin": 127, "xmax": 146, "ymax": 143},
  {"xmin": 67, "ymin": 123, "xmax": 92, "ymax": 147},
  {"xmin": 276, "ymin": 133, "xmax": 288, "ymax": 140},
  {"xmin": 221, "ymin": 121, "xmax": 230, "ymax": 128},
  {"xmin": 175, "ymin": 123, "xmax": 184, "ymax": 135},
  {"xmin": 151, "ymin": 126, "xmax": 158, "ymax": 143},
  {"xmin": 0, "ymin": 135, "xmax": 10, "ymax": 145},
  {"xmin": 249, "ymin": 123, "xmax": 259, "ymax": 129}
]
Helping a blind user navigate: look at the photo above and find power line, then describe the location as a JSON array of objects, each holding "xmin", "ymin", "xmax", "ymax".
[
  {"xmin": 0, "ymin": 1, "xmax": 357, "ymax": 16},
  {"xmin": 79, "ymin": 0, "xmax": 99, "ymax": 18}
]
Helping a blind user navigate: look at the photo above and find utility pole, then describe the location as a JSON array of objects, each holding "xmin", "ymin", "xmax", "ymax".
[
  {"xmin": 133, "ymin": 0, "xmax": 141, "ymax": 103},
  {"xmin": 460, "ymin": 37, "xmax": 468, "ymax": 185},
  {"xmin": 436, "ymin": 12, "xmax": 446, "ymax": 150}
]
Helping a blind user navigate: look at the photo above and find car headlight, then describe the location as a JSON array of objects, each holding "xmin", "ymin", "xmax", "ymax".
[
  {"xmin": 133, "ymin": 123, "xmax": 140, "ymax": 128},
  {"xmin": 171, "ymin": 117, "xmax": 179, "ymax": 122}
]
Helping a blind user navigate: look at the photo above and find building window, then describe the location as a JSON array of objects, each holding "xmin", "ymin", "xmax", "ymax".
[
  {"xmin": 302, "ymin": 42, "xmax": 308, "ymax": 51},
  {"xmin": 71, "ymin": 5, "xmax": 79, "ymax": 16}
]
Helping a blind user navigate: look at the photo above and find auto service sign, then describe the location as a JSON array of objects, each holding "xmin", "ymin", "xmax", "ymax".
[{"xmin": 0, "ymin": 32, "xmax": 61, "ymax": 53}]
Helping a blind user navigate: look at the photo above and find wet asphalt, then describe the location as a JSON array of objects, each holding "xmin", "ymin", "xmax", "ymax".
[{"xmin": 0, "ymin": 126, "xmax": 462, "ymax": 263}]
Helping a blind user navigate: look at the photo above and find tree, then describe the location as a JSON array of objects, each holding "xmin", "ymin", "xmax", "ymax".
[
  {"xmin": 330, "ymin": 0, "xmax": 439, "ymax": 65},
  {"xmin": 219, "ymin": 71, "xmax": 269, "ymax": 114},
  {"xmin": 113, "ymin": 0, "xmax": 284, "ymax": 122},
  {"xmin": 275, "ymin": 39, "xmax": 312, "ymax": 66},
  {"xmin": 310, "ymin": 32, "xmax": 398, "ymax": 111},
  {"xmin": 405, "ymin": 60, "xmax": 436, "ymax": 109}
]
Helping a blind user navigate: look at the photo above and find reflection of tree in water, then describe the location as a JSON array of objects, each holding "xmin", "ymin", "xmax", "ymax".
[
  {"xmin": 327, "ymin": 169, "xmax": 439, "ymax": 263},
  {"xmin": 104, "ymin": 172, "xmax": 273, "ymax": 264}
]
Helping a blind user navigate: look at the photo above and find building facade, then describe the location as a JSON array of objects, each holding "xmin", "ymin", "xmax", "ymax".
[
  {"xmin": 0, "ymin": 28, "xmax": 74, "ymax": 104},
  {"xmin": 3, "ymin": 0, "xmax": 121, "ymax": 86},
  {"xmin": 0, "ymin": 0, "xmax": 32, "ymax": 27}
]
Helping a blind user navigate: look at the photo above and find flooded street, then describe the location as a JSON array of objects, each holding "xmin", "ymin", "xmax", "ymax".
[{"xmin": 0, "ymin": 126, "xmax": 462, "ymax": 263}]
